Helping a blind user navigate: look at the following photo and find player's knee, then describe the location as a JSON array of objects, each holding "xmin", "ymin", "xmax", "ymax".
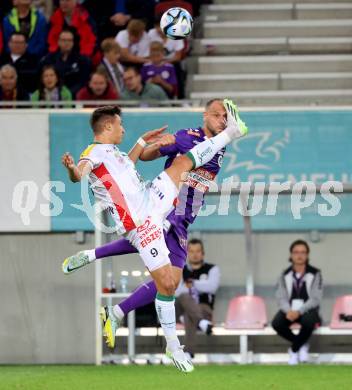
[
  {"xmin": 173, "ymin": 155, "xmax": 192, "ymax": 172},
  {"xmin": 160, "ymin": 276, "xmax": 176, "ymax": 296}
]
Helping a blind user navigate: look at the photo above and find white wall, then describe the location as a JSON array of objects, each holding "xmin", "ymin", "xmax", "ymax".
[{"xmin": 0, "ymin": 111, "xmax": 50, "ymax": 231}]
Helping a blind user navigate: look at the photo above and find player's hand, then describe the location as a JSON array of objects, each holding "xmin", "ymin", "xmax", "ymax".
[
  {"xmin": 61, "ymin": 152, "xmax": 75, "ymax": 170},
  {"xmin": 110, "ymin": 12, "xmax": 130, "ymax": 26},
  {"xmin": 142, "ymin": 126, "xmax": 168, "ymax": 144},
  {"xmin": 155, "ymin": 133, "xmax": 176, "ymax": 147},
  {"xmin": 151, "ymin": 75, "xmax": 164, "ymax": 85}
]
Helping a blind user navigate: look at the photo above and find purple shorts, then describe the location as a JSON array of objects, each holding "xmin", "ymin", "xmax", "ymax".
[{"xmin": 164, "ymin": 213, "xmax": 188, "ymax": 269}]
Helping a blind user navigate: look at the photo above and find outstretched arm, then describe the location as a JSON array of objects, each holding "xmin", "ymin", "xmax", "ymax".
[
  {"xmin": 61, "ymin": 152, "xmax": 91, "ymax": 183},
  {"xmin": 128, "ymin": 126, "xmax": 171, "ymax": 163},
  {"xmin": 139, "ymin": 133, "xmax": 176, "ymax": 161}
]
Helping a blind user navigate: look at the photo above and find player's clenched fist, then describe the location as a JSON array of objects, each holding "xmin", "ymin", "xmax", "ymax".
[{"xmin": 62, "ymin": 152, "xmax": 75, "ymax": 169}]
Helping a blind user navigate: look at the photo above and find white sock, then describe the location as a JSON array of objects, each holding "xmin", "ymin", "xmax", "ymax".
[
  {"xmin": 84, "ymin": 249, "xmax": 96, "ymax": 262},
  {"xmin": 188, "ymin": 124, "xmax": 243, "ymax": 169},
  {"xmin": 199, "ymin": 319, "xmax": 211, "ymax": 333},
  {"xmin": 187, "ymin": 110, "xmax": 245, "ymax": 169},
  {"xmin": 112, "ymin": 304, "xmax": 124, "ymax": 320},
  {"xmin": 155, "ymin": 294, "xmax": 180, "ymax": 352}
]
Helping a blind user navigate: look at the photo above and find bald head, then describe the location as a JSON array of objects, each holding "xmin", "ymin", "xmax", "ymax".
[
  {"xmin": 0, "ymin": 65, "xmax": 18, "ymax": 92},
  {"xmin": 203, "ymin": 99, "xmax": 227, "ymax": 136}
]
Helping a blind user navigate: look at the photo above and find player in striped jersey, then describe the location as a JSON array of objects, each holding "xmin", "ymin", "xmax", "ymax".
[{"xmin": 62, "ymin": 102, "xmax": 247, "ymax": 372}]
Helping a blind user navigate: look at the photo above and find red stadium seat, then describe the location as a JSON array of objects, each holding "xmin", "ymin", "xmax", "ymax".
[
  {"xmin": 330, "ymin": 295, "xmax": 352, "ymax": 329},
  {"xmin": 225, "ymin": 295, "xmax": 267, "ymax": 329}
]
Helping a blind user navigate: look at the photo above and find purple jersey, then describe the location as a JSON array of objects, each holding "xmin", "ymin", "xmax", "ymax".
[
  {"xmin": 141, "ymin": 62, "xmax": 177, "ymax": 96},
  {"xmin": 160, "ymin": 127, "xmax": 225, "ymax": 228}
]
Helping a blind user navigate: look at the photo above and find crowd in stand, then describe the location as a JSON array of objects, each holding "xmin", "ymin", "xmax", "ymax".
[{"xmin": 0, "ymin": 0, "xmax": 207, "ymax": 106}]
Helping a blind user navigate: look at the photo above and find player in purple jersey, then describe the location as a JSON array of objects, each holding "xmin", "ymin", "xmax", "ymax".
[{"xmin": 63, "ymin": 99, "xmax": 241, "ymax": 341}]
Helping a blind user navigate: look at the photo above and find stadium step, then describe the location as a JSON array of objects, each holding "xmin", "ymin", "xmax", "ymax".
[
  {"xmin": 198, "ymin": 54, "xmax": 352, "ymax": 74},
  {"xmin": 190, "ymin": 89, "xmax": 352, "ymax": 106},
  {"xmin": 191, "ymin": 73, "xmax": 352, "ymax": 92},
  {"xmin": 204, "ymin": 3, "xmax": 352, "ymax": 22},
  {"xmin": 203, "ymin": 19, "xmax": 352, "ymax": 38},
  {"xmin": 192, "ymin": 37, "xmax": 352, "ymax": 55}
]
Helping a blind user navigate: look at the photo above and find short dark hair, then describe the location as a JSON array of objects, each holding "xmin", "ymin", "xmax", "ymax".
[
  {"xmin": 90, "ymin": 105, "xmax": 121, "ymax": 134},
  {"xmin": 10, "ymin": 31, "xmax": 27, "ymax": 42},
  {"xmin": 124, "ymin": 66, "xmax": 140, "ymax": 76},
  {"xmin": 205, "ymin": 99, "xmax": 223, "ymax": 110},
  {"xmin": 289, "ymin": 239, "xmax": 310, "ymax": 263},
  {"xmin": 101, "ymin": 38, "xmax": 121, "ymax": 54},
  {"xmin": 188, "ymin": 238, "xmax": 204, "ymax": 253},
  {"xmin": 59, "ymin": 27, "xmax": 79, "ymax": 51},
  {"xmin": 59, "ymin": 27, "xmax": 75, "ymax": 38}
]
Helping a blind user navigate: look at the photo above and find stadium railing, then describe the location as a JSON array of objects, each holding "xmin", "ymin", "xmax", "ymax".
[{"xmin": 0, "ymin": 100, "xmax": 203, "ymax": 108}]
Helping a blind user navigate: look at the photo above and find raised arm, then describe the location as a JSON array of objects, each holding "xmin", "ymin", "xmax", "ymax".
[
  {"xmin": 140, "ymin": 133, "xmax": 176, "ymax": 161},
  {"xmin": 61, "ymin": 152, "xmax": 92, "ymax": 183},
  {"xmin": 128, "ymin": 126, "xmax": 175, "ymax": 163}
]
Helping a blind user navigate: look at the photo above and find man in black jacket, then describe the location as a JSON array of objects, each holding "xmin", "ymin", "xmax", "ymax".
[
  {"xmin": 175, "ymin": 238, "xmax": 220, "ymax": 358},
  {"xmin": 272, "ymin": 239, "xmax": 323, "ymax": 365},
  {"xmin": 0, "ymin": 32, "xmax": 38, "ymax": 93},
  {"xmin": 40, "ymin": 28, "xmax": 91, "ymax": 97}
]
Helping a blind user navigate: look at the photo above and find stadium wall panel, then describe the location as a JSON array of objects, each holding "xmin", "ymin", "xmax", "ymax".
[
  {"xmin": 1, "ymin": 111, "xmax": 50, "ymax": 232},
  {"xmin": 0, "ymin": 233, "xmax": 95, "ymax": 364},
  {"xmin": 49, "ymin": 109, "xmax": 352, "ymax": 232}
]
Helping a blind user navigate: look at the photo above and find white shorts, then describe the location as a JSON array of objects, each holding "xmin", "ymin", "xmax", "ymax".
[{"xmin": 126, "ymin": 171, "xmax": 178, "ymax": 272}]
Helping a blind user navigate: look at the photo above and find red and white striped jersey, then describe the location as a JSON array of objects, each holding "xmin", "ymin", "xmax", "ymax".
[{"xmin": 79, "ymin": 143, "xmax": 149, "ymax": 235}]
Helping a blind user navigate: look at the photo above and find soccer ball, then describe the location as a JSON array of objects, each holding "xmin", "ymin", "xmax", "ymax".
[{"xmin": 160, "ymin": 7, "xmax": 193, "ymax": 40}]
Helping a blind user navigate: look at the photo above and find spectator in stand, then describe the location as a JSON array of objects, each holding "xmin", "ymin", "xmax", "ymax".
[
  {"xmin": 41, "ymin": 28, "xmax": 91, "ymax": 97},
  {"xmin": 121, "ymin": 66, "xmax": 168, "ymax": 101},
  {"xmin": 115, "ymin": 19, "xmax": 150, "ymax": 66},
  {"xmin": 31, "ymin": 65, "xmax": 72, "ymax": 106},
  {"xmin": 148, "ymin": 15, "xmax": 184, "ymax": 64},
  {"xmin": 0, "ymin": 32, "xmax": 38, "ymax": 93},
  {"xmin": 48, "ymin": 0, "xmax": 96, "ymax": 57},
  {"xmin": 175, "ymin": 239, "xmax": 220, "ymax": 359},
  {"xmin": 97, "ymin": 38, "xmax": 124, "ymax": 97},
  {"xmin": 0, "ymin": 64, "xmax": 29, "ymax": 103},
  {"xmin": 272, "ymin": 240, "xmax": 323, "ymax": 365},
  {"xmin": 76, "ymin": 71, "xmax": 119, "ymax": 102},
  {"xmin": 141, "ymin": 41, "xmax": 177, "ymax": 98},
  {"xmin": 149, "ymin": 14, "xmax": 186, "ymax": 98},
  {"xmin": 3, "ymin": 0, "xmax": 47, "ymax": 57}
]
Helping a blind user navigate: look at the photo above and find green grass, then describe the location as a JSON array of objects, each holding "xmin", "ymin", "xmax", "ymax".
[{"xmin": 0, "ymin": 365, "xmax": 351, "ymax": 390}]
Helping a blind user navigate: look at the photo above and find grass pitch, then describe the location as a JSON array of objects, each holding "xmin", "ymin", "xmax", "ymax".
[{"xmin": 1, "ymin": 365, "xmax": 350, "ymax": 390}]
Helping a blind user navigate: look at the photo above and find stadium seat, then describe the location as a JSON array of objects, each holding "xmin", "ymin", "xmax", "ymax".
[
  {"xmin": 225, "ymin": 295, "xmax": 267, "ymax": 329},
  {"xmin": 330, "ymin": 295, "xmax": 352, "ymax": 329}
]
